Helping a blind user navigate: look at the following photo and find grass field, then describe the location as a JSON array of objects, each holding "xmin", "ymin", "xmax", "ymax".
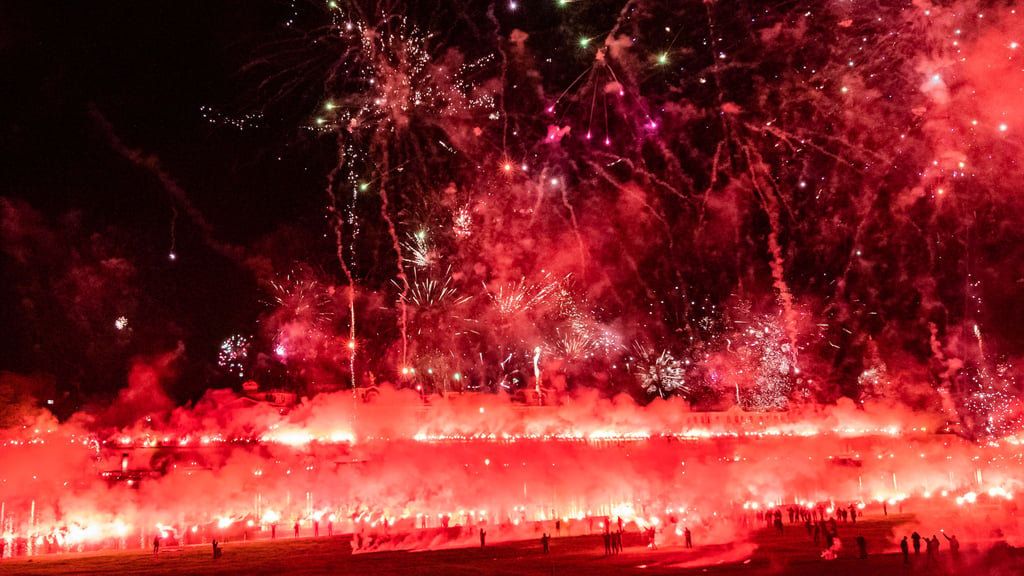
[{"xmin": 2, "ymin": 515, "xmax": 1021, "ymax": 575}]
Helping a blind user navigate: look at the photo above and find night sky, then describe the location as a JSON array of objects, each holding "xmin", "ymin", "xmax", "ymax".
[
  {"xmin": 1, "ymin": 2, "xmax": 318, "ymax": 405},
  {"xmin": 3, "ymin": 1, "xmax": 1024, "ymax": 434}
]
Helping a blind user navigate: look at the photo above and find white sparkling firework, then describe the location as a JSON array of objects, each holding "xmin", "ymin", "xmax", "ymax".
[
  {"xmin": 858, "ymin": 364, "xmax": 889, "ymax": 400},
  {"xmin": 219, "ymin": 335, "xmax": 250, "ymax": 378},
  {"xmin": 199, "ymin": 105, "xmax": 263, "ymax": 131},
  {"xmin": 961, "ymin": 361, "xmax": 1023, "ymax": 438},
  {"xmin": 545, "ymin": 283, "xmax": 621, "ymax": 360},
  {"xmin": 633, "ymin": 346, "xmax": 689, "ymax": 400},
  {"xmin": 735, "ymin": 315, "xmax": 795, "ymax": 410},
  {"xmin": 546, "ymin": 328, "xmax": 597, "ymax": 361},
  {"xmin": 403, "ymin": 268, "xmax": 470, "ymax": 309},
  {"xmin": 488, "ymin": 274, "xmax": 561, "ymax": 317},
  {"xmin": 114, "ymin": 316, "xmax": 128, "ymax": 331},
  {"xmin": 311, "ymin": 11, "xmax": 495, "ymax": 135},
  {"xmin": 270, "ymin": 273, "xmax": 334, "ymax": 326},
  {"xmin": 402, "ymin": 230, "xmax": 435, "ymax": 269},
  {"xmin": 452, "ymin": 205, "xmax": 472, "ymax": 239}
]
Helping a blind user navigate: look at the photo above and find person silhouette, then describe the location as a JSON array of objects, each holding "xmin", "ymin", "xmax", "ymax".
[{"xmin": 943, "ymin": 533, "xmax": 960, "ymax": 559}]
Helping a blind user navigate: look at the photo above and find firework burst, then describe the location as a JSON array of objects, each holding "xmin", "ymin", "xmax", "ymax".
[
  {"xmin": 309, "ymin": 8, "xmax": 496, "ymax": 137},
  {"xmin": 633, "ymin": 344, "xmax": 690, "ymax": 400},
  {"xmin": 452, "ymin": 205, "xmax": 472, "ymax": 240},
  {"xmin": 488, "ymin": 274, "xmax": 561, "ymax": 317},
  {"xmin": 403, "ymin": 268, "xmax": 470, "ymax": 310},
  {"xmin": 219, "ymin": 335, "xmax": 251, "ymax": 378},
  {"xmin": 402, "ymin": 229, "xmax": 436, "ymax": 269},
  {"xmin": 733, "ymin": 314, "xmax": 796, "ymax": 411},
  {"xmin": 546, "ymin": 328, "xmax": 597, "ymax": 362},
  {"xmin": 960, "ymin": 362, "xmax": 1023, "ymax": 439},
  {"xmin": 269, "ymin": 273, "xmax": 334, "ymax": 326}
]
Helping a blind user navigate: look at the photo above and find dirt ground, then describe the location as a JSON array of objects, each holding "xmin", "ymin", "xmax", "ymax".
[{"xmin": 2, "ymin": 515, "xmax": 1022, "ymax": 575}]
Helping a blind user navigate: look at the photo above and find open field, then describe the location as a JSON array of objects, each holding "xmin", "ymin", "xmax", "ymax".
[{"xmin": 3, "ymin": 515, "xmax": 1022, "ymax": 575}]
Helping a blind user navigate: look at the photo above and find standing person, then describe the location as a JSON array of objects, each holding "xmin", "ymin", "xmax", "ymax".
[
  {"xmin": 328, "ymin": 520, "xmax": 333, "ymax": 537},
  {"xmin": 212, "ymin": 539, "xmax": 222, "ymax": 559},
  {"xmin": 849, "ymin": 505, "xmax": 857, "ymax": 523},
  {"xmin": 911, "ymin": 531, "xmax": 921, "ymax": 555},
  {"xmin": 684, "ymin": 526, "xmax": 692, "ymax": 549},
  {"xmin": 480, "ymin": 528, "xmax": 486, "ymax": 548},
  {"xmin": 943, "ymin": 533, "xmax": 960, "ymax": 560},
  {"xmin": 926, "ymin": 535, "xmax": 939, "ymax": 565},
  {"xmin": 555, "ymin": 519, "xmax": 561, "ymax": 536},
  {"xmin": 603, "ymin": 531, "xmax": 611, "ymax": 556},
  {"xmin": 900, "ymin": 536, "xmax": 909, "ymax": 564},
  {"xmin": 541, "ymin": 533, "xmax": 550, "ymax": 554},
  {"xmin": 313, "ymin": 520, "xmax": 319, "ymax": 537},
  {"xmin": 294, "ymin": 521, "xmax": 300, "ymax": 538},
  {"xmin": 271, "ymin": 524, "xmax": 277, "ymax": 539},
  {"xmin": 883, "ymin": 501, "xmax": 887, "ymax": 516},
  {"xmin": 153, "ymin": 535, "xmax": 160, "ymax": 558},
  {"xmin": 856, "ymin": 534, "xmax": 867, "ymax": 559}
]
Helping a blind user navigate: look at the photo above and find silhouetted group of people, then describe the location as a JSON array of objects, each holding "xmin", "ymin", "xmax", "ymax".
[
  {"xmin": 901, "ymin": 531, "xmax": 959, "ymax": 565},
  {"xmin": 779, "ymin": 503, "xmax": 861, "ymax": 526},
  {"xmin": 807, "ymin": 517, "xmax": 839, "ymax": 548},
  {"xmin": 602, "ymin": 529, "xmax": 624, "ymax": 556}
]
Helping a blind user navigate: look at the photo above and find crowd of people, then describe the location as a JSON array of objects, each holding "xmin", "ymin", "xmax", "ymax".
[
  {"xmin": 134, "ymin": 501, "xmax": 1004, "ymax": 572},
  {"xmin": 899, "ymin": 531, "xmax": 960, "ymax": 566}
]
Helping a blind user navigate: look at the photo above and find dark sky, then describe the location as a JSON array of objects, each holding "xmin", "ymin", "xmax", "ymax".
[
  {"xmin": 0, "ymin": 2, "xmax": 318, "ymax": 404},
  {"xmin": 1, "ymin": 2, "xmax": 320, "ymax": 230}
]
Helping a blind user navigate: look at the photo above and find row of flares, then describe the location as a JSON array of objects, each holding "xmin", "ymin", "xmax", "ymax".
[{"xmin": 2, "ymin": 485, "xmax": 1017, "ymax": 556}]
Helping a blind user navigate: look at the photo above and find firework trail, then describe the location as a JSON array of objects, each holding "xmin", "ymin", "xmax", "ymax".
[
  {"xmin": 168, "ymin": 207, "xmax": 177, "ymax": 261},
  {"xmin": 559, "ymin": 179, "xmax": 589, "ymax": 273},
  {"xmin": 744, "ymin": 146, "xmax": 800, "ymax": 372},
  {"xmin": 326, "ymin": 136, "xmax": 358, "ymax": 388},
  {"xmin": 378, "ymin": 152, "xmax": 410, "ymax": 368},
  {"xmin": 89, "ymin": 107, "xmax": 243, "ymax": 265},
  {"xmin": 929, "ymin": 322, "xmax": 961, "ymax": 423}
]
